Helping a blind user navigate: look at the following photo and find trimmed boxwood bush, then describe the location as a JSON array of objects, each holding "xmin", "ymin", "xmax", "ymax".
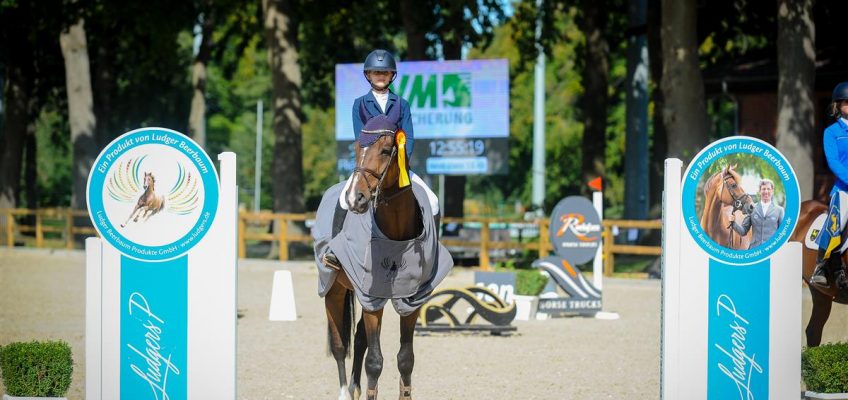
[
  {"xmin": 515, "ymin": 269, "xmax": 549, "ymax": 296},
  {"xmin": 802, "ymin": 342, "xmax": 848, "ymax": 393},
  {"xmin": 0, "ymin": 341, "xmax": 73, "ymax": 397}
]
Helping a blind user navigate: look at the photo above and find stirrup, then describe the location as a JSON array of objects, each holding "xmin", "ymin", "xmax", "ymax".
[
  {"xmin": 811, "ymin": 262, "xmax": 830, "ymax": 287},
  {"xmin": 399, "ymin": 379, "xmax": 412, "ymax": 400},
  {"xmin": 838, "ymin": 270, "xmax": 848, "ymax": 290}
]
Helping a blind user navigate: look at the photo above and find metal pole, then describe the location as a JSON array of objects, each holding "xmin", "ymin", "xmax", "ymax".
[
  {"xmin": 438, "ymin": 174, "xmax": 445, "ymax": 216},
  {"xmin": 531, "ymin": 0, "xmax": 546, "ymax": 209},
  {"xmin": 254, "ymin": 100, "xmax": 263, "ymax": 213}
]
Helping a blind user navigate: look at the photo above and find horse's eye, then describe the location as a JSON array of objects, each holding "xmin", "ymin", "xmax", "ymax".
[{"xmin": 381, "ymin": 149, "xmax": 392, "ymax": 156}]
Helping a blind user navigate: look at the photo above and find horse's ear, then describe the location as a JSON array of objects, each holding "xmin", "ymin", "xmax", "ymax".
[{"xmin": 358, "ymin": 100, "xmax": 369, "ymax": 126}]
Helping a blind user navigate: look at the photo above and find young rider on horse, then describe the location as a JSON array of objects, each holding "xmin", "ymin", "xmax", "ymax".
[
  {"xmin": 339, "ymin": 49, "xmax": 440, "ymax": 216},
  {"xmin": 811, "ymin": 81, "xmax": 848, "ymax": 287}
]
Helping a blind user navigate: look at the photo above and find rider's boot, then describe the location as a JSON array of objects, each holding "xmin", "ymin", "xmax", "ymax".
[
  {"xmin": 811, "ymin": 246, "xmax": 830, "ymax": 287},
  {"xmin": 323, "ymin": 251, "xmax": 342, "ymax": 271}
]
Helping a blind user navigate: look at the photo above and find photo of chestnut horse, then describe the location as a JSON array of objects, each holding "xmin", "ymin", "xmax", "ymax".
[{"xmin": 699, "ymin": 165, "xmax": 755, "ymax": 249}]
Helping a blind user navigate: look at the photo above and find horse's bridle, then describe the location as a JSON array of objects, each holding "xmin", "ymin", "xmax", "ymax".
[
  {"xmin": 352, "ymin": 139, "xmax": 400, "ymax": 210},
  {"xmin": 723, "ymin": 173, "xmax": 751, "ymax": 214}
]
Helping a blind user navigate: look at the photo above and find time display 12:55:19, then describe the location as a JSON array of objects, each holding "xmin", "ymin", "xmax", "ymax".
[{"xmin": 428, "ymin": 140, "xmax": 485, "ymax": 157}]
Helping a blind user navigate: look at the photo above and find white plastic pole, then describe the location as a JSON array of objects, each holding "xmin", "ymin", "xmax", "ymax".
[
  {"xmin": 592, "ymin": 191, "xmax": 603, "ymax": 289},
  {"xmin": 661, "ymin": 158, "xmax": 683, "ymax": 400}
]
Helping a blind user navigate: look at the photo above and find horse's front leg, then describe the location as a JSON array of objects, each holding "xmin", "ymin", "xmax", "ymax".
[
  {"xmin": 326, "ymin": 283, "xmax": 353, "ymax": 400},
  {"xmin": 121, "ymin": 205, "xmax": 141, "ymax": 227},
  {"xmin": 397, "ymin": 309, "xmax": 420, "ymax": 400},
  {"xmin": 142, "ymin": 208, "xmax": 159, "ymax": 222},
  {"xmin": 806, "ymin": 285, "xmax": 833, "ymax": 347},
  {"xmin": 349, "ymin": 317, "xmax": 367, "ymax": 399},
  {"xmin": 362, "ymin": 308, "xmax": 384, "ymax": 400}
]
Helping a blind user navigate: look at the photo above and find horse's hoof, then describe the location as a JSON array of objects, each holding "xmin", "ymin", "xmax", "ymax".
[
  {"xmin": 337, "ymin": 387, "xmax": 352, "ymax": 400},
  {"xmin": 349, "ymin": 385, "xmax": 361, "ymax": 400},
  {"xmin": 366, "ymin": 388, "xmax": 378, "ymax": 400},
  {"xmin": 399, "ymin": 382, "xmax": 412, "ymax": 400}
]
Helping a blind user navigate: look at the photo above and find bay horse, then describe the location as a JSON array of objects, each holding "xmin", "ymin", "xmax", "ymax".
[
  {"xmin": 120, "ymin": 172, "xmax": 166, "ymax": 227},
  {"xmin": 323, "ymin": 121, "xmax": 426, "ymax": 399},
  {"xmin": 790, "ymin": 199, "xmax": 848, "ymax": 346},
  {"xmin": 700, "ymin": 165, "xmax": 755, "ymax": 249}
]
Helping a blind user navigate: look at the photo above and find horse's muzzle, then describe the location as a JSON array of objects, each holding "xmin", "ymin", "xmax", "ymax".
[
  {"xmin": 349, "ymin": 190, "xmax": 370, "ymax": 214},
  {"xmin": 744, "ymin": 203, "xmax": 755, "ymax": 215}
]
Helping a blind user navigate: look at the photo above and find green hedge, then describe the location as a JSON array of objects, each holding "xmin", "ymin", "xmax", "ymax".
[
  {"xmin": 802, "ymin": 342, "xmax": 848, "ymax": 393},
  {"xmin": 515, "ymin": 269, "xmax": 549, "ymax": 296},
  {"xmin": 0, "ymin": 341, "xmax": 73, "ymax": 397}
]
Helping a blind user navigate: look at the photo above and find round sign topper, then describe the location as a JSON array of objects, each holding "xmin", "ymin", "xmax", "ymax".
[
  {"xmin": 681, "ymin": 136, "xmax": 800, "ymax": 265},
  {"xmin": 86, "ymin": 127, "xmax": 219, "ymax": 261},
  {"xmin": 549, "ymin": 196, "xmax": 602, "ymax": 264}
]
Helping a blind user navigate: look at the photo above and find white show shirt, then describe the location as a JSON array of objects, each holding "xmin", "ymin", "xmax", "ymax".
[{"xmin": 372, "ymin": 90, "xmax": 388, "ymax": 113}]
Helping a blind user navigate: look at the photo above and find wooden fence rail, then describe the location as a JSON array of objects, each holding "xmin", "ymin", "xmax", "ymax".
[
  {"xmin": 2, "ymin": 208, "xmax": 662, "ymax": 276},
  {"xmin": 1, "ymin": 208, "xmax": 97, "ymax": 249}
]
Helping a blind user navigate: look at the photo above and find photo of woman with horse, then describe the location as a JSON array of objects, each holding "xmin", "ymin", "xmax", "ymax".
[
  {"xmin": 695, "ymin": 155, "xmax": 788, "ymax": 251},
  {"xmin": 728, "ymin": 178, "xmax": 784, "ymax": 249}
]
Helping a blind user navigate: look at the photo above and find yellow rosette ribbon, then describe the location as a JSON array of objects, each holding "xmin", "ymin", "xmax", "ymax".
[{"xmin": 396, "ymin": 130, "xmax": 411, "ymax": 188}]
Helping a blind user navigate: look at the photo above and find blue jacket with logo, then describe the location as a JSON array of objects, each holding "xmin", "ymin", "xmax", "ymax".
[
  {"xmin": 352, "ymin": 91, "xmax": 414, "ymax": 157},
  {"xmin": 824, "ymin": 119, "xmax": 848, "ymax": 194}
]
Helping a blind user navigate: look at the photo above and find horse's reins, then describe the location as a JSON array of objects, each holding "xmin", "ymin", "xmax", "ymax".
[{"xmin": 352, "ymin": 140, "xmax": 411, "ymax": 210}]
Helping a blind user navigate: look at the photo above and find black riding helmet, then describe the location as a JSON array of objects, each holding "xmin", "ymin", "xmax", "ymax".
[
  {"xmin": 834, "ymin": 81, "xmax": 848, "ymax": 102},
  {"xmin": 363, "ymin": 49, "xmax": 397, "ymax": 88}
]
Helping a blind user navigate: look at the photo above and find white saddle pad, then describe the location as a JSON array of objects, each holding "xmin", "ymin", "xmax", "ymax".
[
  {"xmin": 804, "ymin": 214, "xmax": 827, "ymax": 250},
  {"xmin": 804, "ymin": 213, "xmax": 848, "ymax": 253}
]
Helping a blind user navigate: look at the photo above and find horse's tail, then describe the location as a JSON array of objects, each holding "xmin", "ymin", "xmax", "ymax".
[{"xmin": 327, "ymin": 289, "xmax": 356, "ymax": 358}]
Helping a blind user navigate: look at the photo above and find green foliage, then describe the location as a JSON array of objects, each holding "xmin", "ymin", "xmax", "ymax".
[
  {"xmin": 467, "ymin": 6, "xmax": 589, "ymax": 214},
  {"xmin": 802, "ymin": 343, "xmax": 848, "ymax": 393},
  {"xmin": 515, "ymin": 269, "xmax": 549, "ymax": 296},
  {"xmin": 0, "ymin": 341, "xmax": 73, "ymax": 397},
  {"xmin": 35, "ymin": 107, "xmax": 72, "ymax": 207},
  {"xmin": 302, "ymin": 106, "xmax": 341, "ymax": 209}
]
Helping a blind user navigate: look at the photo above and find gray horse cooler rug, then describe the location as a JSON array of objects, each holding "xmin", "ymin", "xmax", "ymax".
[{"xmin": 312, "ymin": 181, "xmax": 454, "ymax": 316}]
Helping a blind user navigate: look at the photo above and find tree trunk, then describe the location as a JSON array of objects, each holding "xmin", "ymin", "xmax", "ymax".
[
  {"xmin": 24, "ymin": 123, "xmax": 38, "ymax": 209},
  {"xmin": 0, "ymin": 36, "xmax": 31, "ymax": 212},
  {"xmin": 647, "ymin": 0, "xmax": 666, "ymax": 214},
  {"xmin": 660, "ymin": 0, "xmax": 708, "ymax": 161},
  {"xmin": 188, "ymin": 0, "xmax": 215, "ymax": 147},
  {"xmin": 60, "ymin": 19, "xmax": 97, "ymax": 211},
  {"xmin": 93, "ymin": 31, "xmax": 115, "ymax": 147},
  {"xmin": 400, "ymin": 0, "xmax": 428, "ymax": 60},
  {"xmin": 263, "ymin": 0, "xmax": 304, "ymax": 214},
  {"xmin": 579, "ymin": 0, "xmax": 609, "ymax": 196},
  {"xmin": 776, "ymin": 0, "xmax": 815, "ymax": 199}
]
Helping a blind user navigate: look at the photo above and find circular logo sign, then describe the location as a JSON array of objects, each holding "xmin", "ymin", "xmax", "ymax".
[
  {"xmin": 86, "ymin": 127, "xmax": 219, "ymax": 261},
  {"xmin": 549, "ymin": 196, "xmax": 602, "ymax": 264},
  {"xmin": 681, "ymin": 136, "xmax": 800, "ymax": 265}
]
